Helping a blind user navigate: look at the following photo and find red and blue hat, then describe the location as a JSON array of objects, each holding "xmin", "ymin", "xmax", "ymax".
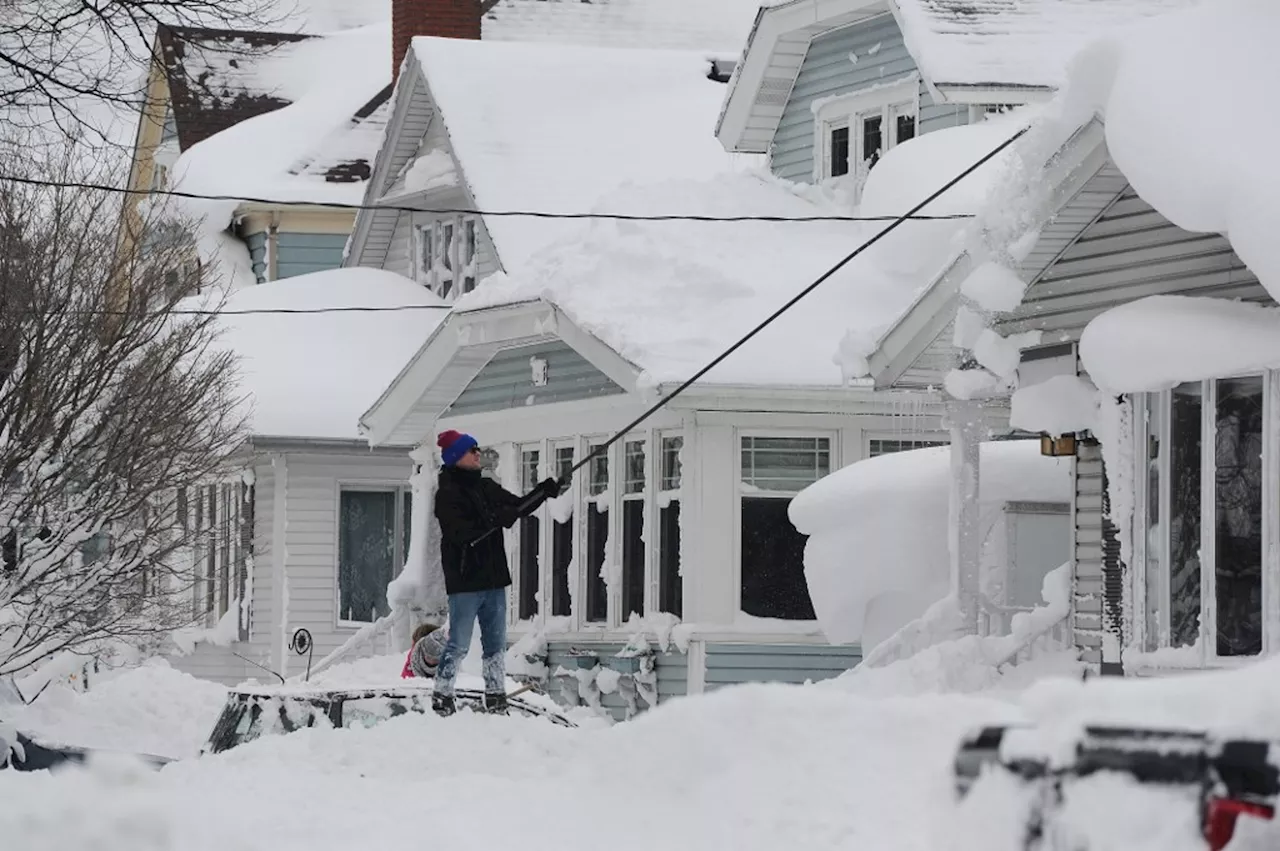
[{"xmin": 437, "ymin": 430, "xmax": 479, "ymax": 467}]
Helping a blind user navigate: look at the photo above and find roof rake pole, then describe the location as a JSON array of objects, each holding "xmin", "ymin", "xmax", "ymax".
[{"xmin": 565, "ymin": 126, "xmax": 1029, "ymax": 479}]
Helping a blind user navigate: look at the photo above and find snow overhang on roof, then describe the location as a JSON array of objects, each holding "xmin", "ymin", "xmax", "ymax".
[
  {"xmin": 359, "ymin": 300, "xmax": 641, "ymax": 447},
  {"xmin": 862, "ymin": 119, "xmax": 1109, "ymax": 390}
]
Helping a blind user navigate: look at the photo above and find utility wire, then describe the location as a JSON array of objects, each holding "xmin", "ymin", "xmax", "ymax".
[
  {"xmin": 0, "ymin": 172, "xmax": 976, "ymax": 223},
  {"xmin": 467, "ymin": 125, "xmax": 1028, "ymax": 547}
]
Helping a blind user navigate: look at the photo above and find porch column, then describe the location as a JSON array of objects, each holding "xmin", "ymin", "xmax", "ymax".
[
  {"xmin": 390, "ymin": 442, "xmax": 446, "ymax": 652},
  {"xmin": 947, "ymin": 398, "xmax": 986, "ymax": 634}
]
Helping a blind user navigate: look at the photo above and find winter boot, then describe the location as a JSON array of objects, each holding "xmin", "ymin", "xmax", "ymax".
[
  {"xmin": 432, "ymin": 693, "xmax": 456, "ymax": 717},
  {"xmin": 483, "ymin": 692, "xmax": 508, "ymax": 715}
]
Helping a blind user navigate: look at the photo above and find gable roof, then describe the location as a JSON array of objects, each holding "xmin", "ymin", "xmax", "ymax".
[
  {"xmin": 480, "ymin": 0, "xmax": 761, "ymax": 52},
  {"xmin": 409, "ymin": 37, "xmax": 748, "ymax": 271},
  {"xmin": 716, "ymin": 0, "xmax": 1192, "ymax": 153}
]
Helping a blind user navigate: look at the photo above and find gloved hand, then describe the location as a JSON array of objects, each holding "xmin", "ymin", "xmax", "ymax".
[{"xmin": 536, "ymin": 477, "xmax": 564, "ymax": 499}]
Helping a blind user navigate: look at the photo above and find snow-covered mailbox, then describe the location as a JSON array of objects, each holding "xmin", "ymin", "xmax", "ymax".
[{"xmin": 791, "ymin": 441, "xmax": 1073, "ymax": 661}]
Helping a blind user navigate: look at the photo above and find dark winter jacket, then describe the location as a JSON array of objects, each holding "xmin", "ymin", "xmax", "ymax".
[{"xmin": 435, "ymin": 466, "xmax": 549, "ymax": 595}]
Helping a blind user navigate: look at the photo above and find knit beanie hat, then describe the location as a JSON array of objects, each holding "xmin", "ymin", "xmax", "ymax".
[{"xmin": 438, "ymin": 430, "xmax": 479, "ymax": 467}]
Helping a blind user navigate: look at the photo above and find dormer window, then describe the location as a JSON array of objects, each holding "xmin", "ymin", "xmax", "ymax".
[
  {"xmin": 814, "ymin": 76, "xmax": 919, "ymax": 190},
  {"xmin": 414, "ymin": 215, "xmax": 479, "ymax": 300}
]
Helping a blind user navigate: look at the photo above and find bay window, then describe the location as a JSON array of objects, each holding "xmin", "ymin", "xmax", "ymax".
[
  {"xmin": 1136, "ymin": 376, "xmax": 1269, "ymax": 659},
  {"xmin": 739, "ymin": 435, "xmax": 830, "ymax": 620}
]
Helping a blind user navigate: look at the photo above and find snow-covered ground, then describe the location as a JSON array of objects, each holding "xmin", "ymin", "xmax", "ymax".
[{"xmin": 6, "ymin": 646, "xmax": 1280, "ymax": 850}]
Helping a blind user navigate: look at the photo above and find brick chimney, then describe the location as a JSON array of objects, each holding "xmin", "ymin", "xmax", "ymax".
[{"xmin": 393, "ymin": 0, "xmax": 482, "ymax": 82}]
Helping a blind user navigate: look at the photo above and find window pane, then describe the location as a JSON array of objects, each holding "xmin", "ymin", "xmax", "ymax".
[
  {"xmin": 659, "ymin": 501, "xmax": 681, "ymax": 618},
  {"xmin": 868, "ymin": 438, "xmax": 945, "ymax": 457},
  {"xmin": 622, "ymin": 500, "xmax": 644, "ymax": 620},
  {"xmin": 661, "ymin": 436, "xmax": 683, "ymax": 491},
  {"xmin": 1169, "ymin": 383, "xmax": 1202, "ymax": 647},
  {"xmin": 588, "ymin": 444, "xmax": 608, "ymax": 496},
  {"xmin": 624, "ymin": 440, "xmax": 645, "ymax": 495},
  {"xmin": 401, "ymin": 490, "xmax": 412, "ymax": 566},
  {"xmin": 338, "ymin": 491, "xmax": 397, "ymax": 623},
  {"xmin": 741, "ymin": 436, "xmax": 831, "ymax": 492},
  {"xmin": 896, "ymin": 112, "xmax": 916, "ymax": 144},
  {"xmin": 740, "ymin": 497, "xmax": 815, "ymax": 620},
  {"xmin": 519, "ymin": 514, "xmax": 539, "ymax": 620},
  {"xmin": 829, "ymin": 125, "xmax": 849, "ymax": 178},
  {"xmin": 419, "ymin": 226, "xmax": 433, "ymax": 277},
  {"xmin": 861, "ymin": 114, "xmax": 883, "ymax": 170},
  {"xmin": 1214, "ymin": 376, "xmax": 1263, "ymax": 656},
  {"xmin": 586, "ymin": 508, "xmax": 608, "ymax": 623},
  {"xmin": 1143, "ymin": 398, "xmax": 1162, "ymax": 652},
  {"xmin": 521, "ymin": 448, "xmax": 540, "ymax": 491},
  {"xmin": 552, "ymin": 446, "xmax": 574, "ymax": 617}
]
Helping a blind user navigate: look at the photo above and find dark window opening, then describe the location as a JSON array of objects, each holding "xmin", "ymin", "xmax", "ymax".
[
  {"xmin": 896, "ymin": 113, "xmax": 916, "ymax": 145},
  {"xmin": 338, "ymin": 490, "xmax": 398, "ymax": 623},
  {"xmin": 518, "ymin": 515, "xmax": 539, "ymax": 620},
  {"xmin": 861, "ymin": 114, "xmax": 883, "ymax": 171},
  {"xmin": 740, "ymin": 498, "xmax": 815, "ymax": 620},
  {"xmin": 586, "ymin": 507, "xmax": 608, "ymax": 623},
  {"xmin": 659, "ymin": 501, "xmax": 681, "ymax": 617},
  {"xmin": 1214, "ymin": 376, "xmax": 1263, "ymax": 656},
  {"xmin": 622, "ymin": 501, "xmax": 645, "ymax": 620},
  {"xmin": 829, "ymin": 125, "xmax": 850, "ymax": 178},
  {"xmin": 552, "ymin": 446, "xmax": 574, "ymax": 617},
  {"xmin": 1169, "ymin": 383, "xmax": 1202, "ymax": 647}
]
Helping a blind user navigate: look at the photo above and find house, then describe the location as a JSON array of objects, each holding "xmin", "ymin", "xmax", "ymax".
[
  {"xmin": 164, "ymin": 268, "xmax": 449, "ymax": 685},
  {"xmin": 850, "ymin": 1, "xmax": 1276, "ymax": 677},
  {"xmin": 126, "ymin": 0, "xmax": 761, "ymax": 293},
  {"xmin": 340, "ymin": 23, "xmax": 1101, "ymax": 717}
]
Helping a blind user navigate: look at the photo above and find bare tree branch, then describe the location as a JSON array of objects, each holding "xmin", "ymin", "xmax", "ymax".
[{"xmin": 0, "ymin": 150, "xmax": 247, "ymax": 675}]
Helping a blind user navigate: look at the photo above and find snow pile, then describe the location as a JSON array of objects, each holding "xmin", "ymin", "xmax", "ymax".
[
  {"xmin": 1080, "ymin": 295, "xmax": 1280, "ymax": 392},
  {"xmin": 170, "ymin": 23, "xmax": 389, "ymax": 233},
  {"xmin": 1009, "ymin": 374, "xmax": 1099, "ymax": 435},
  {"xmin": 0, "ymin": 752, "xmax": 175, "ymax": 851},
  {"xmin": 1102, "ymin": 0, "xmax": 1280, "ymax": 302},
  {"xmin": 482, "ymin": 0, "xmax": 760, "ymax": 52},
  {"xmin": 4, "ymin": 659, "xmax": 227, "ymax": 758},
  {"xmin": 188, "ymin": 267, "xmax": 448, "ymax": 440},
  {"xmin": 790, "ymin": 440, "xmax": 1071, "ymax": 645},
  {"xmin": 413, "ymin": 38, "xmax": 757, "ymax": 271},
  {"xmin": 893, "ymin": 0, "xmax": 1195, "ymax": 90},
  {"xmin": 456, "ymin": 106, "xmax": 1025, "ymax": 388}
]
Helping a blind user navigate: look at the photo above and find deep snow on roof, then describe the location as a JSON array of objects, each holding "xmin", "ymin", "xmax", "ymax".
[
  {"xmin": 200, "ymin": 268, "xmax": 448, "ymax": 441},
  {"xmin": 413, "ymin": 36, "xmax": 754, "ymax": 270},
  {"xmin": 481, "ymin": 0, "xmax": 761, "ymax": 52},
  {"xmin": 894, "ymin": 0, "xmax": 1196, "ymax": 88},
  {"xmin": 454, "ymin": 108, "xmax": 1029, "ymax": 387}
]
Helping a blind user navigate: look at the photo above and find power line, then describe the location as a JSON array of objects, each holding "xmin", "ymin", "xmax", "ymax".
[
  {"xmin": 469, "ymin": 125, "xmax": 1029, "ymax": 546},
  {"xmin": 0, "ymin": 172, "xmax": 976, "ymax": 223}
]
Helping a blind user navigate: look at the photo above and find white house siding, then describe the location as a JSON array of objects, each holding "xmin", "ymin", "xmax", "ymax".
[{"xmin": 275, "ymin": 450, "xmax": 415, "ymax": 677}]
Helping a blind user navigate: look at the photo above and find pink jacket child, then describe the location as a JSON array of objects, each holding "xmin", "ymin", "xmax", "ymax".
[{"xmin": 401, "ymin": 623, "xmax": 449, "ymax": 679}]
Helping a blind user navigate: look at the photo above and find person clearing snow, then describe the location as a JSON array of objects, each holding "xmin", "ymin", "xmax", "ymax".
[
  {"xmin": 431, "ymin": 430, "xmax": 565, "ymax": 716},
  {"xmin": 401, "ymin": 622, "xmax": 448, "ymax": 679}
]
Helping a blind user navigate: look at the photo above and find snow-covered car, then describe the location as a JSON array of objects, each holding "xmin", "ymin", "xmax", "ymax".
[
  {"xmin": 0, "ymin": 723, "xmax": 173, "ymax": 772},
  {"xmin": 953, "ymin": 723, "xmax": 1279, "ymax": 851},
  {"xmin": 202, "ymin": 683, "xmax": 575, "ymax": 754}
]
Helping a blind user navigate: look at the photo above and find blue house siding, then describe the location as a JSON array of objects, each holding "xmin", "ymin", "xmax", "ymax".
[
  {"xmin": 275, "ymin": 232, "xmax": 348, "ymax": 279},
  {"xmin": 245, "ymin": 231, "xmax": 267, "ymax": 283},
  {"xmin": 444, "ymin": 340, "xmax": 624, "ymax": 417},
  {"xmin": 771, "ymin": 15, "xmax": 967, "ymax": 184},
  {"xmin": 703, "ymin": 643, "xmax": 861, "ymax": 690},
  {"xmin": 545, "ymin": 640, "xmax": 688, "ymax": 722}
]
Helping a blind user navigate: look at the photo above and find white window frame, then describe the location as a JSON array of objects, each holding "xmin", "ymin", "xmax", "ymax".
[
  {"xmin": 579, "ymin": 435, "xmax": 615, "ymax": 630},
  {"xmin": 652, "ymin": 431, "xmax": 684, "ymax": 620},
  {"xmin": 546, "ymin": 439, "xmax": 577, "ymax": 623},
  {"xmin": 412, "ymin": 215, "xmax": 480, "ymax": 300},
  {"xmin": 1132, "ymin": 374, "xmax": 1277, "ymax": 663},
  {"xmin": 617, "ymin": 433, "xmax": 650, "ymax": 625},
  {"xmin": 512, "ymin": 443, "xmax": 544, "ymax": 625},
  {"xmin": 864, "ymin": 434, "xmax": 948, "ymax": 458},
  {"xmin": 812, "ymin": 76, "xmax": 919, "ymax": 185},
  {"xmin": 334, "ymin": 483, "xmax": 412, "ymax": 629},
  {"xmin": 733, "ymin": 429, "xmax": 837, "ymax": 620}
]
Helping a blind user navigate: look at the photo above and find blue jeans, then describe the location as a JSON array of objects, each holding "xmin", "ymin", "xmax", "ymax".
[{"xmin": 434, "ymin": 588, "xmax": 507, "ymax": 697}]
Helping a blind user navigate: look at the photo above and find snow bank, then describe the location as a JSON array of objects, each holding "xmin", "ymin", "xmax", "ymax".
[
  {"xmin": 1080, "ymin": 295, "xmax": 1280, "ymax": 392},
  {"xmin": 189, "ymin": 267, "xmax": 447, "ymax": 440},
  {"xmin": 790, "ymin": 441, "xmax": 1071, "ymax": 644},
  {"xmin": 1102, "ymin": 0, "xmax": 1280, "ymax": 302},
  {"xmin": 4, "ymin": 659, "xmax": 227, "ymax": 758}
]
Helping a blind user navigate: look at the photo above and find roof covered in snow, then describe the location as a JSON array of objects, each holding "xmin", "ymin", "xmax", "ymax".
[
  {"xmin": 411, "ymin": 36, "xmax": 751, "ymax": 271},
  {"xmin": 893, "ymin": 0, "xmax": 1196, "ymax": 88},
  {"xmin": 452, "ymin": 107, "xmax": 1028, "ymax": 388},
  {"xmin": 480, "ymin": 0, "xmax": 761, "ymax": 52},
  {"xmin": 197, "ymin": 268, "xmax": 449, "ymax": 441}
]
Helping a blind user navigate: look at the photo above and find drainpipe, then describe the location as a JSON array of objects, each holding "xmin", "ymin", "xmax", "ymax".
[{"xmin": 267, "ymin": 212, "xmax": 281, "ymax": 282}]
